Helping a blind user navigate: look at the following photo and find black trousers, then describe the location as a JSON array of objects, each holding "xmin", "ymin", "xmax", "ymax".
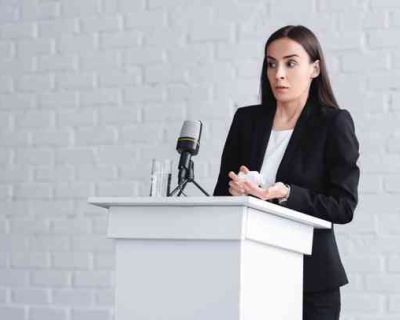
[{"xmin": 303, "ymin": 287, "xmax": 341, "ymax": 320}]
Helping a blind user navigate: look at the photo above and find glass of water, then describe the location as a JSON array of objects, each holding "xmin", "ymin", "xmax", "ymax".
[{"xmin": 149, "ymin": 159, "xmax": 172, "ymax": 197}]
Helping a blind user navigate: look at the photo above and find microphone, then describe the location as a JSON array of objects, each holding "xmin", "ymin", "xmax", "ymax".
[{"xmin": 176, "ymin": 120, "xmax": 202, "ymax": 184}]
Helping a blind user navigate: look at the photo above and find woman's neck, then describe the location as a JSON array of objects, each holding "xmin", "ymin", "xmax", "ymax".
[{"xmin": 273, "ymin": 94, "xmax": 308, "ymax": 130}]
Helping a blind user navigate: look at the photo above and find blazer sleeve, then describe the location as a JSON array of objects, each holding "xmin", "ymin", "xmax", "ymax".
[
  {"xmin": 282, "ymin": 109, "xmax": 360, "ymax": 224},
  {"xmin": 213, "ymin": 109, "xmax": 242, "ymax": 196}
]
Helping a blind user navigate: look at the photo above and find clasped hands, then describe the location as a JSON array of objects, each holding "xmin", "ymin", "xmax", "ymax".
[{"xmin": 228, "ymin": 165, "xmax": 289, "ymax": 201}]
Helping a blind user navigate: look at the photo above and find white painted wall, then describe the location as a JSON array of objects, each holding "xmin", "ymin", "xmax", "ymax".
[{"xmin": 0, "ymin": 0, "xmax": 399, "ymax": 319}]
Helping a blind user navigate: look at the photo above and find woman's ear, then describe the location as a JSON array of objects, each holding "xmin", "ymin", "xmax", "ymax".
[{"xmin": 311, "ymin": 60, "xmax": 320, "ymax": 78}]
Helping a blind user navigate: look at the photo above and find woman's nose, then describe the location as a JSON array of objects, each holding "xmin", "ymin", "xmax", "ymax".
[{"xmin": 275, "ymin": 65, "xmax": 286, "ymax": 79}]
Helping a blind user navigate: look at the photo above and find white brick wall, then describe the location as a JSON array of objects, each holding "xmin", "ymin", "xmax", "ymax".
[{"xmin": 0, "ymin": 0, "xmax": 399, "ymax": 319}]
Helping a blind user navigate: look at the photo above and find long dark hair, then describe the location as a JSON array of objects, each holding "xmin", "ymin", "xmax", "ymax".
[{"xmin": 260, "ymin": 25, "xmax": 339, "ymax": 109}]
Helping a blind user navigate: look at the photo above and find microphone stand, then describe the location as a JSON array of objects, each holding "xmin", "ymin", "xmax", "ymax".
[{"xmin": 168, "ymin": 160, "xmax": 209, "ymax": 197}]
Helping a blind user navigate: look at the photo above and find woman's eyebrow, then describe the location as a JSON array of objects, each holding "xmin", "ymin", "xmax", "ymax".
[{"xmin": 266, "ymin": 54, "xmax": 300, "ymax": 60}]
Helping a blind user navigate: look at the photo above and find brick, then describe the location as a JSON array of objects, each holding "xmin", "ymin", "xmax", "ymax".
[
  {"xmin": 0, "ymin": 4, "xmax": 19, "ymax": 23},
  {"xmin": 20, "ymin": 1, "xmax": 59, "ymax": 20},
  {"xmin": 99, "ymin": 31, "xmax": 141, "ymax": 49},
  {"xmin": 363, "ymin": 10, "xmax": 388, "ymax": 28},
  {"xmin": 0, "ymin": 23, "xmax": 34, "ymax": 39},
  {"xmin": 39, "ymin": 91, "xmax": 78, "ymax": 109},
  {"xmin": 16, "ymin": 74, "xmax": 53, "ymax": 92},
  {"xmin": 0, "ymin": 93, "xmax": 35, "ymax": 109},
  {"xmin": 341, "ymin": 51, "xmax": 389, "ymax": 72},
  {"xmin": 80, "ymin": 16, "xmax": 121, "ymax": 33},
  {"xmin": 15, "ymin": 149, "xmax": 53, "ymax": 165},
  {"xmin": 384, "ymin": 174, "xmax": 400, "ymax": 192},
  {"xmin": 15, "ymin": 109, "xmax": 52, "ymax": 128},
  {"xmin": 0, "ymin": 58, "xmax": 34, "ymax": 75},
  {"xmin": 32, "ymin": 129, "xmax": 71, "ymax": 147},
  {"xmin": 56, "ymin": 148, "xmax": 95, "ymax": 165},
  {"xmin": 73, "ymin": 271, "xmax": 112, "ymax": 287},
  {"xmin": 9, "ymin": 219, "xmax": 49, "ymax": 234},
  {"xmin": 29, "ymin": 235, "xmax": 70, "ymax": 251},
  {"xmin": 76, "ymin": 165, "xmax": 117, "ymax": 181},
  {"xmin": 125, "ymin": 11, "xmax": 167, "ymax": 28},
  {"xmin": 389, "ymin": 295, "xmax": 400, "ymax": 311},
  {"xmin": 74, "ymin": 127, "xmax": 116, "ymax": 146},
  {"xmin": 58, "ymin": 34, "xmax": 96, "ymax": 54},
  {"xmin": 143, "ymin": 29, "xmax": 185, "ymax": 49},
  {"xmin": 57, "ymin": 109, "xmax": 96, "ymax": 126},
  {"xmin": 368, "ymin": 29, "xmax": 400, "ymax": 48},
  {"xmin": 359, "ymin": 173, "xmax": 382, "ymax": 194},
  {"xmin": 102, "ymin": 0, "xmax": 145, "ymax": 12},
  {"xmin": 0, "ymin": 288, "xmax": 7, "ymax": 302},
  {"xmin": 35, "ymin": 166, "xmax": 74, "ymax": 182},
  {"xmin": 54, "ymin": 182, "xmax": 94, "ymax": 199},
  {"xmin": 38, "ymin": 55, "xmax": 77, "ymax": 72},
  {"xmin": 50, "ymin": 219, "xmax": 91, "ymax": 235},
  {"xmin": 123, "ymin": 86, "xmax": 164, "ymax": 102},
  {"xmin": 71, "ymin": 309, "xmax": 111, "ymax": 320},
  {"xmin": 60, "ymin": 0, "xmax": 100, "ymax": 18},
  {"xmin": 0, "ymin": 270, "xmax": 29, "ymax": 286},
  {"xmin": 189, "ymin": 23, "xmax": 234, "ymax": 42},
  {"xmin": 96, "ymin": 181, "xmax": 138, "ymax": 197},
  {"xmin": 10, "ymin": 252, "xmax": 50, "ymax": 268},
  {"xmin": 13, "ymin": 183, "xmax": 52, "ymax": 199},
  {"xmin": 0, "ymin": 76, "xmax": 13, "ymax": 93},
  {"xmin": 52, "ymin": 252, "xmax": 91, "ymax": 269},
  {"xmin": 0, "ymin": 165, "xmax": 31, "ymax": 182},
  {"xmin": 120, "ymin": 124, "xmax": 163, "ymax": 143},
  {"xmin": 97, "ymin": 70, "xmax": 140, "ymax": 88},
  {"xmin": 52, "ymin": 289, "xmax": 93, "ymax": 306},
  {"xmin": 95, "ymin": 290, "xmax": 114, "ymax": 306},
  {"xmin": 0, "ymin": 235, "xmax": 29, "ymax": 251},
  {"xmin": 12, "ymin": 288, "xmax": 49, "ymax": 304},
  {"xmin": 377, "ymin": 214, "xmax": 400, "ymax": 235},
  {"xmin": 342, "ymin": 255, "xmax": 383, "ymax": 273},
  {"xmin": 16, "ymin": 39, "xmax": 53, "ymax": 58},
  {"xmin": 38, "ymin": 19, "xmax": 78, "ymax": 38},
  {"xmin": 80, "ymin": 89, "xmax": 120, "ymax": 106},
  {"xmin": 0, "ymin": 130, "xmax": 30, "ymax": 147},
  {"xmin": 388, "ymin": 256, "xmax": 400, "ymax": 272},
  {"xmin": 371, "ymin": 0, "xmax": 400, "ymax": 7},
  {"xmin": 144, "ymin": 64, "xmax": 186, "ymax": 84},
  {"xmin": 122, "ymin": 47, "xmax": 164, "ymax": 65},
  {"xmin": 95, "ymin": 146, "xmax": 138, "ymax": 165},
  {"xmin": 97, "ymin": 106, "xmax": 140, "ymax": 125},
  {"xmin": 71, "ymin": 235, "xmax": 114, "ymax": 253},
  {"xmin": 79, "ymin": 51, "xmax": 120, "ymax": 72},
  {"xmin": 32, "ymin": 270, "xmax": 71, "ymax": 287},
  {"xmin": 142, "ymin": 103, "xmax": 185, "ymax": 122},
  {"xmin": 341, "ymin": 293, "xmax": 384, "ymax": 312},
  {"xmin": 0, "ymin": 307, "xmax": 25, "ymax": 320},
  {"xmin": 93, "ymin": 253, "xmax": 114, "ymax": 269},
  {"xmin": 29, "ymin": 307, "xmax": 68, "ymax": 320}
]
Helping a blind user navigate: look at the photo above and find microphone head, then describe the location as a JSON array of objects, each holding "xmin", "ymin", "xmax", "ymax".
[{"xmin": 176, "ymin": 120, "xmax": 202, "ymax": 155}]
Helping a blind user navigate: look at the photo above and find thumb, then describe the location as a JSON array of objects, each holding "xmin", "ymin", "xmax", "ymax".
[{"xmin": 240, "ymin": 165, "xmax": 250, "ymax": 174}]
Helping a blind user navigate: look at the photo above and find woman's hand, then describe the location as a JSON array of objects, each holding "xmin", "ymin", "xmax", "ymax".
[
  {"xmin": 228, "ymin": 165, "xmax": 289, "ymax": 201},
  {"xmin": 228, "ymin": 165, "xmax": 250, "ymax": 196}
]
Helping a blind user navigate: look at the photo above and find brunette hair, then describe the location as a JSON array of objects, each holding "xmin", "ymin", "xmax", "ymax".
[{"xmin": 260, "ymin": 25, "xmax": 339, "ymax": 108}]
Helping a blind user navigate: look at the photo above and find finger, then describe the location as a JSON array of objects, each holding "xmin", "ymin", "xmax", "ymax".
[
  {"xmin": 229, "ymin": 180, "xmax": 245, "ymax": 193},
  {"xmin": 229, "ymin": 187, "xmax": 243, "ymax": 197},
  {"xmin": 228, "ymin": 171, "xmax": 239, "ymax": 181},
  {"xmin": 240, "ymin": 165, "xmax": 250, "ymax": 174}
]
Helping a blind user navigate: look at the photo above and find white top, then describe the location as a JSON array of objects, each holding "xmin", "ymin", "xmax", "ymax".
[{"xmin": 260, "ymin": 129, "xmax": 293, "ymax": 187}]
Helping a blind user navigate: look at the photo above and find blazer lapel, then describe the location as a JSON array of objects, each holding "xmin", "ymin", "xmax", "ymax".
[
  {"xmin": 249, "ymin": 104, "xmax": 275, "ymax": 171},
  {"xmin": 249, "ymin": 98, "xmax": 315, "ymax": 181}
]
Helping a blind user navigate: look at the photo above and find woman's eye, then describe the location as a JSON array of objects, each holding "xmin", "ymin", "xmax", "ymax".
[
  {"xmin": 267, "ymin": 62, "xmax": 276, "ymax": 68},
  {"xmin": 287, "ymin": 60, "xmax": 297, "ymax": 67}
]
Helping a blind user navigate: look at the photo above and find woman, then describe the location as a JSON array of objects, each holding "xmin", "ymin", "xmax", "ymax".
[{"xmin": 213, "ymin": 25, "xmax": 360, "ymax": 320}]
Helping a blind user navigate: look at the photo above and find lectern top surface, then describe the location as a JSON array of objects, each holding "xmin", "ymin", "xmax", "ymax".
[{"xmin": 88, "ymin": 196, "xmax": 331, "ymax": 229}]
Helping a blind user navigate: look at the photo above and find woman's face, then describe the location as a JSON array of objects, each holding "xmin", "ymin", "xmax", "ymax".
[{"xmin": 266, "ymin": 37, "xmax": 320, "ymax": 104}]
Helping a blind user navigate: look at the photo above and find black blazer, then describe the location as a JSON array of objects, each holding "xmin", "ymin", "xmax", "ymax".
[{"xmin": 213, "ymin": 97, "xmax": 360, "ymax": 293}]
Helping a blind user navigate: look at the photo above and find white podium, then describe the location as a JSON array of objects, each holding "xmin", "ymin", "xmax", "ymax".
[{"xmin": 89, "ymin": 196, "xmax": 331, "ymax": 320}]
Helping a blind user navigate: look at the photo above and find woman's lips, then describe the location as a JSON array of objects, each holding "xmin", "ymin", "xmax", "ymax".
[{"xmin": 275, "ymin": 86, "xmax": 289, "ymax": 92}]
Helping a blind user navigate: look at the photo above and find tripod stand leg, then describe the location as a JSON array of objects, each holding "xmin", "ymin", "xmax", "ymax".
[
  {"xmin": 177, "ymin": 179, "xmax": 189, "ymax": 196},
  {"xmin": 191, "ymin": 179, "xmax": 210, "ymax": 196},
  {"xmin": 169, "ymin": 179, "xmax": 188, "ymax": 197}
]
